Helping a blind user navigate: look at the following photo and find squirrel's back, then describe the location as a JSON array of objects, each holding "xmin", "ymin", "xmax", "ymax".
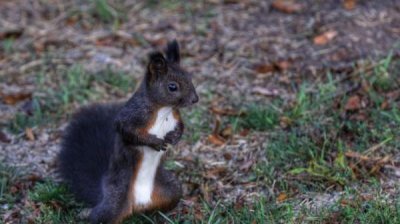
[{"xmin": 58, "ymin": 103, "xmax": 122, "ymax": 206}]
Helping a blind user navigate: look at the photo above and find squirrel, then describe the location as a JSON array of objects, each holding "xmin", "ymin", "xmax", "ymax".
[{"xmin": 57, "ymin": 40, "xmax": 198, "ymax": 224}]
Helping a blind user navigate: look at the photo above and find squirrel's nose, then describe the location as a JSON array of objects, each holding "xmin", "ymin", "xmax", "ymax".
[{"xmin": 191, "ymin": 94, "xmax": 199, "ymax": 104}]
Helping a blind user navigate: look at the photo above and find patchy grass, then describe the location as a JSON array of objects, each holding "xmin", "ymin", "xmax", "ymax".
[
  {"xmin": 0, "ymin": 164, "xmax": 20, "ymax": 207},
  {"xmin": 3, "ymin": 57, "xmax": 400, "ymax": 223},
  {"xmin": 7, "ymin": 66, "xmax": 134, "ymax": 133},
  {"xmin": 28, "ymin": 181, "xmax": 83, "ymax": 224},
  {"xmin": 1, "ymin": 38, "xmax": 14, "ymax": 54},
  {"xmin": 91, "ymin": 0, "xmax": 125, "ymax": 24},
  {"xmin": 234, "ymin": 104, "xmax": 280, "ymax": 131},
  {"xmin": 3, "ymin": 165, "xmax": 397, "ymax": 224}
]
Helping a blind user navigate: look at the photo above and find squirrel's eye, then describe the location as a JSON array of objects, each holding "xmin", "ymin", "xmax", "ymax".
[{"xmin": 168, "ymin": 82, "xmax": 178, "ymax": 92}]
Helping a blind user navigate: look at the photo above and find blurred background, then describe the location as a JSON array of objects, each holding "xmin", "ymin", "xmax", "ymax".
[{"xmin": 1, "ymin": 0, "xmax": 399, "ymax": 223}]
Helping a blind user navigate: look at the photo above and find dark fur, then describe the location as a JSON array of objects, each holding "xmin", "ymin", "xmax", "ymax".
[{"xmin": 58, "ymin": 40, "xmax": 197, "ymax": 224}]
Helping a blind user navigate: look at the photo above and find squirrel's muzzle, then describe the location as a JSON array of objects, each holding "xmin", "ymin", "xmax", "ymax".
[{"xmin": 190, "ymin": 93, "xmax": 199, "ymax": 105}]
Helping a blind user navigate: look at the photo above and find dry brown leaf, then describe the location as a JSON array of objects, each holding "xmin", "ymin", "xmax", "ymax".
[
  {"xmin": 271, "ymin": 0, "xmax": 303, "ymax": 14},
  {"xmin": 343, "ymin": 0, "xmax": 356, "ymax": 10},
  {"xmin": 207, "ymin": 134, "xmax": 226, "ymax": 146},
  {"xmin": 25, "ymin": 128, "xmax": 35, "ymax": 141},
  {"xmin": 275, "ymin": 60, "xmax": 291, "ymax": 71},
  {"xmin": 148, "ymin": 37, "xmax": 167, "ymax": 47},
  {"xmin": 313, "ymin": 30, "xmax": 338, "ymax": 45},
  {"xmin": 0, "ymin": 28, "xmax": 23, "ymax": 40},
  {"xmin": 220, "ymin": 125, "xmax": 233, "ymax": 139},
  {"xmin": 280, "ymin": 116, "xmax": 292, "ymax": 128},
  {"xmin": 380, "ymin": 100, "xmax": 389, "ymax": 110},
  {"xmin": 386, "ymin": 89, "xmax": 400, "ymax": 101},
  {"xmin": 253, "ymin": 63, "xmax": 276, "ymax": 74},
  {"xmin": 345, "ymin": 151, "xmax": 369, "ymax": 161},
  {"xmin": 345, "ymin": 95, "xmax": 361, "ymax": 111},
  {"xmin": 252, "ymin": 86, "xmax": 280, "ymax": 96},
  {"xmin": 0, "ymin": 131, "xmax": 11, "ymax": 143},
  {"xmin": 276, "ymin": 192, "xmax": 288, "ymax": 203},
  {"xmin": 239, "ymin": 128, "xmax": 250, "ymax": 137},
  {"xmin": 210, "ymin": 106, "xmax": 245, "ymax": 116},
  {"xmin": 204, "ymin": 166, "xmax": 227, "ymax": 179},
  {"xmin": 1, "ymin": 91, "xmax": 32, "ymax": 105},
  {"xmin": 223, "ymin": 152, "xmax": 233, "ymax": 160}
]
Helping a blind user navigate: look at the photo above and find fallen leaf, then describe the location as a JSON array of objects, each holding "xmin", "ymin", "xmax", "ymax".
[
  {"xmin": 279, "ymin": 116, "xmax": 292, "ymax": 128},
  {"xmin": 147, "ymin": 37, "xmax": 167, "ymax": 47},
  {"xmin": 1, "ymin": 91, "xmax": 32, "ymax": 105},
  {"xmin": 345, "ymin": 95, "xmax": 361, "ymax": 111},
  {"xmin": 223, "ymin": 152, "xmax": 233, "ymax": 160},
  {"xmin": 204, "ymin": 166, "xmax": 227, "ymax": 179},
  {"xmin": 343, "ymin": 0, "xmax": 356, "ymax": 10},
  {"xmin": 220, "ymin": 125, "xmax": 233, "ymax": 139},
  {"xmin": 360, "ymin": 194, "xmax": 373, "ymax": 201},
  {"xmin": 271, "ymin": 0, "xmax": 303, "ymax": 14},
  {"xmin": 0, "ymin": 27, "xmax": 23, "ymax": 40},
  {"xmin": 239, "ymin": 128, "xmax": 250, "ymax": 137},
  {"xmin": 252, "ymin": 86, "xmax": 280, "ymax": 96},
  {"xmin": 0, "ymin": 131, "xmax": 11, "ymax": 143},
  {"xmin": 345, "ymin": 151, "xmax": 369, "ymax": 161},
  {"xmin": 210, "ymin": 106, "xmax": 245, "ymax": 116},
  {"xmin": 25, "ymin": 128, "xmax": 35, "ymax": 141},
  {"xmin": 313, "ymin": 30, "xmax": 338, "ymax": 45},
  {"xmin": 380, "ymin": 100, "xmax": 389, "ymax": 110},
  {"xmin": 253, "ymin": 63, "xmax": 276, "ymax": 74},
  {"xmin": 208, "ymin": 134, "xmax": 226, "ymax": 146},
  {"xmin": 276, "ymin": 192, "xmax": 288, "ymax": 203},
  {"xmin": 386, "ymin": 90, "xmax": 400, "ymax": 101},
  {"xmin": 275, "ymin": 60, "xmax": 291, "ymax": 71}
]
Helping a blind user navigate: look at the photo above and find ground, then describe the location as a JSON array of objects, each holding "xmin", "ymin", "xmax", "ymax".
[{"xmin": 1, "ymin": 0, "xmax": 400, "ymax": 223}]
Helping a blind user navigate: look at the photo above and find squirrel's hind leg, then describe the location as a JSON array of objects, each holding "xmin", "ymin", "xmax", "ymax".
[{"xmin": 149, "ymin": 167, "xmax": 183, "ymax": 212}]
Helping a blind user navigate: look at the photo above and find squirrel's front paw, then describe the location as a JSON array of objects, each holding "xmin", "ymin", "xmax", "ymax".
[{"xmin": 164, "ymin": 131, "xmax": 181, "ymax": 145}]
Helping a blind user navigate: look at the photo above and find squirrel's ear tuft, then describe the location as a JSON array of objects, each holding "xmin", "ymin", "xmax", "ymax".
[
  {"xmin": 148, "ymin": 52, "xmax": 167, "ymax": 79},
  {"xmin": 165, "ymin": 40, "xmax": 180, "ymax": 64}
]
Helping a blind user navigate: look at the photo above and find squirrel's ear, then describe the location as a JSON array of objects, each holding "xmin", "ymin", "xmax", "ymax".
[
  {"xmin": 165, "ymin": 40, "xmax": 180, "ymax": 64},
  {"xmin": 147, "ymin": 52, "xmax": 167, "ymax": 80}
]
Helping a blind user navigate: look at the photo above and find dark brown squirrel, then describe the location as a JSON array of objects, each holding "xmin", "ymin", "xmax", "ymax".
[{"xmin": 58, "ymin": 40, "xmax": 198, "ymax": 224}]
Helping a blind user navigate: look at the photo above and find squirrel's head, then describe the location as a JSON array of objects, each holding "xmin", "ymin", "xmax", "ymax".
[{"xmin": 145, "ymin": 40, "xmax": 199, "ymax": 107}]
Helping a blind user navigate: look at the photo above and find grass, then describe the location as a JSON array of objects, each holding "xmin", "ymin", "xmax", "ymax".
[
  {"xmin": 2, "ymin": 164, "xmax": 398, "ymax": 224},
  {"xmin": 7, "ymin": 65, "xmax": 134, "ymax": 133},
  {"xmin": 0, "ymin": 164, "xmax": 20, "ymax": 207},
  {"xmin": 2, "ymin": 56, "xmax": 400, "ymax": 222},
  {"xmin": 1, "ymin": 38, "xmax": 14, "ymax": 54},
  {"xmin": 28, "ymin": 181, "xmax": 83, "ymax": 224}
]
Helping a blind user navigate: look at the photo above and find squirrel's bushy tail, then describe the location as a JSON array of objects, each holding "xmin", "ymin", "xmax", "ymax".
[{"xmin": 58, "ymin": 104, "xmax": 121, "ymax": 206}]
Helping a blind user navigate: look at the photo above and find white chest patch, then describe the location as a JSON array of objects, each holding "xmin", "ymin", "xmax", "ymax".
[
  {"xmin": 133, "ymin": 147, "xmax": 163, "ymax": 206},
  {"xmin": 133, "ymin": 107, "xmax": 177, "ymax": 206},
  {"xmin": 148, "ymin": 107, "xmax": 178, "ymax": 139}
]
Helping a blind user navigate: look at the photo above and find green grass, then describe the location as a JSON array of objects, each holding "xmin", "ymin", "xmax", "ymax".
[
  {"xmin": 7, "ymin": 65, "xmax": 134, "ymax": 133},
  {"xmin": 1, "ymin": 38, "xmax": 14, "ymax": 54},
  {"xmin": 29, "ymin": 181, "xmax": 83, "ymax": 224},
  {"xmin": 232, "ymin": 104, "xmax": 280, "ymax": 131},
  {"xmin": 228, "ymin": 58, "xmax": 400, "ymax": 193},
  {"xmin": 0, "ymin": 164, "xmax": 20, "ymax": 206},
  {"xmin": 2, "ymin": 56, "xmax": 400, "ymax": 222},
  {"xmin": 91, "ymin": 0, "xmax": 124, "ymax": 24},
  {"xmin": 182, "ymin": 106, "xmax": 212, "ymax": 142}
]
